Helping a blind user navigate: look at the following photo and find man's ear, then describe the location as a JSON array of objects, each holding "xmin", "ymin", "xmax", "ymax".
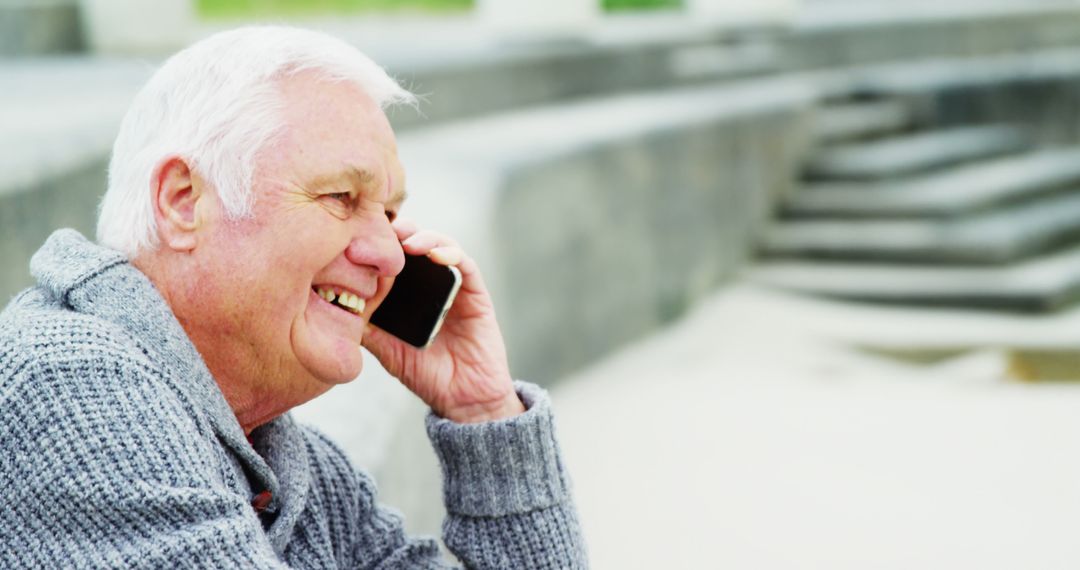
[{"xmin": 152, "ymin": 156, "xmax": 202, "ymax": 252}]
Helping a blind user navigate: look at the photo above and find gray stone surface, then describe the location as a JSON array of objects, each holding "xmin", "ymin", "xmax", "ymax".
[
  {"xmin": 750, "ymin": 242, "xmax": 1080, "ymax": 311},
  {"xmin": 0, "ymin": 0, "xmax": 83, "ymax": 56},
  {"xmin": 0, "ymin": 157, "xmax": 107, "ymax": 303},
  {"xmin": 764, "ymin": 191, "xmax": 1080, "ymax": 264},
  {"xmin": 788, "ymin": 147, "xmax": 1080, "ymax": 218},
  {"xmin": 811, "ymin": 99, "xmax": 913, "ymax": 144},
  {"xmin": 804, "ymin": 124, "xmax": 1031, "ymax": 181},
  {"xmin": 0, "ymin": 58, "xmax": 150, "ymax": 301}
]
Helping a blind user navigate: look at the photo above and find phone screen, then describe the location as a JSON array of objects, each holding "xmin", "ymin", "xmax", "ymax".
[{"xmin": 369, "ymin": 253, "xmax": 462, "ymax": 348}]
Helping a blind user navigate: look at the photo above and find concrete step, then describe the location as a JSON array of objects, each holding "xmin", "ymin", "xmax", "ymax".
[
  {"xmin": 811, "ymin": 99, "xmax": 913, "ymax": 145},
  {"xmin": 786, "ymin": 147, "xmax": 1080, "ymax": 218},
  {"xmin": 804, "ymin": 124, "xmax": 1032, "ymax": 181},
  {"xmin": 763, "ymin": 190, "xmax": 1080, "ymax": 264},
  {"xmin": 749, "ymin": 244, "xmax": 1080, "ymax": 312}
]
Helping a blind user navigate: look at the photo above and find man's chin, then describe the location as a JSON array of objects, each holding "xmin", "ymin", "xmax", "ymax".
[
  {"xmin": 295, "ymin": 337, "xmax": 364, "ymax": 385},
  {"xmin": 325, "ymin": 347, "xmax": 364, "ymax": 385}
]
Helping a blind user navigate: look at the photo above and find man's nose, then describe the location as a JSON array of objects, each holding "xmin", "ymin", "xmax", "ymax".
[{"xmin": 344, "ymin": 219, "xmax": 405, "ymax": 277}]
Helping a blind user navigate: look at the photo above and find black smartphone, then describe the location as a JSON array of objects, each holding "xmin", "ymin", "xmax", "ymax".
[{"xmin": 369, "ymin": 253, "xmax": 462, "ymax": 348}]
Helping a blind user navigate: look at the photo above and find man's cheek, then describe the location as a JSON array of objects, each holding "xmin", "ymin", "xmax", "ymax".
[{"xmin": 368, "ymin": 276, "xmax": 395, "ymax": 315}]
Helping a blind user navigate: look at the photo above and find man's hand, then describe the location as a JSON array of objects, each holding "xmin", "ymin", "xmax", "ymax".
[{"xmin": 361, "ymin": 218, "xmax": 525, "ymax": 423}]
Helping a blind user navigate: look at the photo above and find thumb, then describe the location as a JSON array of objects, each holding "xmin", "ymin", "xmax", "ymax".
[{"xmin": 361, "ymin": 324, "xmax": 407, "ymax": 377}]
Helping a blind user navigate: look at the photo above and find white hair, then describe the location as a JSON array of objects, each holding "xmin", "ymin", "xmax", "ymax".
[{"xmin": 97, "ymin": 26, "xmax": 416, "ymax": 257}]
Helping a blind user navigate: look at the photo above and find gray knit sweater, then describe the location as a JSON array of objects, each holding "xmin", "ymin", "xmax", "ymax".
[{"xmin": 0, "ymin": 229, "xmax": 587, "ymax": 569}]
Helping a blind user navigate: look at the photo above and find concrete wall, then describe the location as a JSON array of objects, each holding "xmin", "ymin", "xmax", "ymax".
[
  {"xmin": 388, "ymin": 37, "xmax": 778, "ymax": 130},
  {"xmin": 0, "ymin": 0, "xmax": 84, "ymax": 56},
  {"xmin": 494, "ymin": 110, "xmax": 806, "ymax": 381},
  {"xmin": 0, "ymin": 57, "xmax": 148, "ymax": 303},
  {"xmin": 919, "ymin": 79, "xmax": 1080, "ymax": 147},
  {"xmin": 0, "ymin": 159, "xmax": 105, "ymax": 298}
]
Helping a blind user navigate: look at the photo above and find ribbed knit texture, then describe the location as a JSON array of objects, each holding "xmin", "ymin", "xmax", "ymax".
[{"xmin": 0, "ymin": 229, "xmax": 588, "ymax": 569}]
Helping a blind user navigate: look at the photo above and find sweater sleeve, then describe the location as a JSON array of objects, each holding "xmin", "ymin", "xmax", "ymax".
[
  {"xmin": 297, "ymin": 381, "xmax": 588, "ymax": 570},
  {"xmin": 426, "ymin": 381, "xmax": 589, "ymax": 569},
  {"xmin": 0, "ymin": 350, "xmax": 287, "ymax": 569}
]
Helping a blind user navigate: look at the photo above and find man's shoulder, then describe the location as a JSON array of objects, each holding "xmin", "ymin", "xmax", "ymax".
[
  {"xmin": 0, "ymin": 295, "xmax": 235, "ymax": 551},
  {"xmin": 1, "ymin": 285, "xmax": 154, "ymax": 376},
  {"xmin": 0, "ymin": 290, "xmax": 218, "ymax": 482},
  {"xmin": 0, "ymin": 287, "xmax": 189, "ymax": 437}
]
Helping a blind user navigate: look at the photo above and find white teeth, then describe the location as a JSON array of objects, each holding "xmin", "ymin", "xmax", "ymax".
[
  {"xmin": 341, "ymin": 293, "xmax": 365, "ymax": 314},
  {"xmin": 316, "ymin": 287, "xmax": 336, "ymax": 303},
  {"xmin": 316, "ymin": 287, "xmax": 364, "ymax": 315}
]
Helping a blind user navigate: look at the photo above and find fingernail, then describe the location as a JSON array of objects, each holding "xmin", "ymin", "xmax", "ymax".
[{"xmin": 429, "ymin": 247, "xmax": 455, "ymax": 264}]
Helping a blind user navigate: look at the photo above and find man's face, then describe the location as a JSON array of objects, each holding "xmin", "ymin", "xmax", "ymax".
[{"xmin": 187, "ymin": 73, "xmax": 406, "ymax": 400}]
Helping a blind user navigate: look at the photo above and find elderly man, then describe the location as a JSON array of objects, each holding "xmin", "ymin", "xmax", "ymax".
[{"xmin": 0, "ymin": 27, "xmax": 586, "ymax": 568}]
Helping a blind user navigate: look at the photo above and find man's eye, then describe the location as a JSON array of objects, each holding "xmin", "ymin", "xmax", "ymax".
[
  {"xmin": 316, "ymin": 192, "xmax": 356, "ymax": 219},
  {"xmin": 325, "ymin": 192, "xmax": 352, "ymax": 202}
]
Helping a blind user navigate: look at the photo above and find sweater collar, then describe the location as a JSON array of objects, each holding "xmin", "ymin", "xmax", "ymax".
[
  {"xmin": 30, "ymin": 229, "xmax": 252, "ymax": 457},
  {"xmin": 30, "ymin": 229, "xmax": 311, "ymax": 552}
]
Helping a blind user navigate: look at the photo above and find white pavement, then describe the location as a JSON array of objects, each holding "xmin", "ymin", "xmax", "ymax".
[{"xmin": 551, "ymin": 283, "xmax": 1080, "ymax": 569}]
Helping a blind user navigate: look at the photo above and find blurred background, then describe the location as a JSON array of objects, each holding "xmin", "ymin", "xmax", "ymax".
[{"xmin": 7, "ymin": 0, "xmax": 1080, "ymax": 567}]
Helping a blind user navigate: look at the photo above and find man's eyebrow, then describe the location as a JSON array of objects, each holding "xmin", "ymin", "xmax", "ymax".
[
  {"xmin": 307, "ymin": 166, "xmax": 407, "ymax": 204},
  {"xmin": 390, "ymin": 187, "xmax": 408, "ymax": 207}
]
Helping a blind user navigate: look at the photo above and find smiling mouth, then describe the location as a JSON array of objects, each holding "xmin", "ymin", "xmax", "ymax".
[{"xmin": 314, "ymin": 286, "xmax": 366, "ymax": 316}]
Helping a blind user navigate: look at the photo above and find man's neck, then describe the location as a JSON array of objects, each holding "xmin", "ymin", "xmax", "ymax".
[{"xmin": 135, "ymin": 253, "xmax": 330, "ymax": 435}]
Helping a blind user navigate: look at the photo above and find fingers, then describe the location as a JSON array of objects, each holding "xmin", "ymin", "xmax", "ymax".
[
  {"xmin": 394, "ymin": 220, "xmax": 466, "ymax": 272},
  {"xmin": 394, "ymin": 223, "xmax": 487, "ymax": 294},
  {"xmin": 391, "ymin": 217, "xmax": 419, "ymax": 242},
  {"xmin": 401, "ymin": 229, "xmax": 461, "ymax": 257},
  {"xmin": 429, "ymin": 246, "xmax": 463, "ymax": 266}
]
